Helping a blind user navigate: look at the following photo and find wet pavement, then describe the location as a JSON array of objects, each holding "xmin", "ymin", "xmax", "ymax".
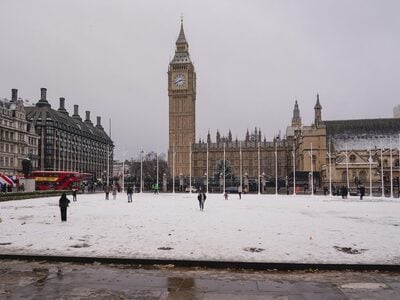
[{"xmin": 1, "ymin": 259, "xmax": 400, "ymax": 299}]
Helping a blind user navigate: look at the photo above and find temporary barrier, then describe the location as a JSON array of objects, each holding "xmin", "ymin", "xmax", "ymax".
[{"xmin": 0, "ymin": 174, "xmax": 14, "ymax": 187}]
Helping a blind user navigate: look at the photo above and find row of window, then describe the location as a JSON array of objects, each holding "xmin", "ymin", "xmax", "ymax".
[{"xmin": 0, "ymin": 156, "xmax": 14, "ymax": 167}]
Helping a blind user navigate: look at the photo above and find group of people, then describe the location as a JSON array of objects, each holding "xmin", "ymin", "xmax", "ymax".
[
  {"xmin": 338, "ymin": 184, "xmax": 365, "ymax": 200},
  {"xmin": 59, "ymin": 184, "xmax": 247, "ymax": 221},
  {"xmin": 1, "ymin": 184, "xmax": 13, "ymax": 193}
]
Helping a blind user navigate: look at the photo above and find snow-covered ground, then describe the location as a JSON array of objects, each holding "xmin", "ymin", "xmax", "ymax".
[{"xmin": 0, "ymin": 193, "xmax": 399, "ymax": 264}]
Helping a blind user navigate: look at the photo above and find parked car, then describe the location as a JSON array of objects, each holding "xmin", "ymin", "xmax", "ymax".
[
  {"xmin": 225, "ymin": 186, "xmax": 238, "ymax": 193},
  {"xmin": 185, "ymin": 186, "xmax": 197, "ymax": 193}
]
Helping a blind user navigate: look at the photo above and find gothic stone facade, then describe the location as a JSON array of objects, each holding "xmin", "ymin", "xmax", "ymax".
[
  {"xmin": 168, "ymin": 23, "xmax": 400, "ymax": 193},
  {"xmin": 168, "ymin": 21, "xmax": 196, "ymax": 177}
]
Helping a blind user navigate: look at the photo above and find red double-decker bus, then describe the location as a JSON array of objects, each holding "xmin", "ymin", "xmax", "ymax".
[{"xmin": 28, "ymin": 171, "xmax": 81, "ymax": 191}]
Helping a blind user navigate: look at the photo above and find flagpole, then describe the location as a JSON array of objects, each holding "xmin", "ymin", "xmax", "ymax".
[
  {"xmin": 172, "ymin": 145, "xmax": 175, "ymax": 194},
  {"xmin": 156, "ymin": 151, "xmax": 159, "ymax": 192},
  {"xmin": 381, "ymin": 147, "xmax": 384, "ymax": 197},
  {"xmin": 258, "ymin": 142, "xmax": 261, "ymax": 195},
  {"xmin": 345, "ymin": 144, "xmax": 349, "ymax": 190},
  {"xmin": 240, "ymin": 142, "xmax": 242, "ymax": 189},
  {"xmin": 328, "ymin": 139, "xmax": 332, "ymax": 196},
  {"xmin": 293, "ymin": 143, "xmax": 296, "ymax": 195},
  {"xmin": 369, "ymin": 149, "xmax": 372, "ymax": 197},
  {"xmin": 206, "ymin": 141, "xmax": 209, "ymax": 194},
  {"xmin": 223, "ymin": 142, "xmax": 226, "ymax": 194},
  {"xmin": 275, "ymin": 142, "xmax": 278, "ymax": 195},
  {"xmin": 310, "ymin": 143, "xmax": 314, "ymax": 196},
  {"xmin": 390, "ymin": 137, "xmax": 393, "ymax": 198},
  {"xmin": 189, "ymin": 143, "xmax": 192, "ymax": 194}
]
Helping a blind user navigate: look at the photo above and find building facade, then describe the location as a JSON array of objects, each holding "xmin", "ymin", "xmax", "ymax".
[
  {"xmin": 292, "ymin": 96, "xmax": 400, "ymax": 194},
  {"xmin": 25, "ymin": 88, "xmax": 114, "ymax": 180},
  {"xmin": 166, "ymin": 23, "xmax": 400, "ymax": 194},
  {"xmin": 0, "ymin": 89, "xmax": 39, "ymax": 177},
  {"xmin": 168, "ymin": 20, "xmax": 196, "ymax": 177}
]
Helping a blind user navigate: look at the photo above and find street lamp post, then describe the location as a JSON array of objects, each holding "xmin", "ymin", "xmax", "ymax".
[
  {"xmin": 172, "ymin": 145, "xmax": 175, "ymax": 194},
  {"xmin": 239, "ymin": 142, "xmax": 243, "ymax": 190},
  {"xmin": 206, "ymin": 141, "xmax": 209, "ymax": 194},
  {"xmin": 275, "ymin": 142, "xmax": 278, "ymax": 195},
  {"xmin": 140, "ymin": 150, "xmax": 144, "ymax": 193},
  {"xmin": 189, "ymin": 143, "xmax": 192, "ymax": 194},
  {"xmin": 308, "ymin": 143, "xmax": 314, "ymax": 196},
  {"xmin": 369, "ymin": 149, "xmax": 372, "ymax": 197},
  {"xmin": 345, "ymin": 144, "xmax": 349, "ymax": 191},
  {"xmin": 223, "ymin": 142, "xmax": 226, "ymax": 194},
  {"xmin": 122, "ymin": 159, "xmax": 125, "ymax": 193},
  {"xmin": 327, "ymin": 140, "xmax": 332, "ymax": 196},
  {"xmin": 258, "ymin": 142, "xmax": 261, "ymax": 195},
  {"xmin": 156, "ymin": 151, "xmax": 159, "ymax": 192},
  {"xmin": 292, "ymin": 143, "xmax": 296, "ymax": 195},
  {"xmin": 381, "ymin": 147, "xmax": 384, "ymax": 197},
  {"xmin": 390, "ymin": 137, "xmax": 393, "ymax": 198}
]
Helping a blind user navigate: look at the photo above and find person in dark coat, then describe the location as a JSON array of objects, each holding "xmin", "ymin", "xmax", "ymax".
[
  {"xmin": 59, "ymin": 193, "xmax": 70, "ymax": 222},
  {"xmin": 127, "ymin": 186, "xmax": 133, "ymax": 203},
  {"xmin": 359, "ymin": 184, "xmax": 365, "ymax": 200},
  {"xmin": 341, "ymin": 185, "xmax": 346, "ymax": 199},
  {"xmin": 72, "ymin": 188, "xmax": 77, "ymax": 202},
  {"xmin": 197, "ymin": 190, "xmax": 207, "ymax": 211},
  {"xmin": 104, "ymin": 185, "xmax": 110, "ymax": 200}
]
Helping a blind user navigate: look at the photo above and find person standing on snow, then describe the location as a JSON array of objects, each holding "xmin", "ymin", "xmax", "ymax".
[
  {"xmin": 112, "ymin": 185, "xmax": 117, "ymax": 200},
  {"xmin": 197, "ymin": 190, "xmax": 207, "ymax": 211},
  {"xmin": 72, "ymin": 188, "xmax": 77, "ymax": 202},
  {"xmin": 127, "ymin": 186, "xmax": 133, "ymax": 203},
  {"xmin": 359, "ymin": 184, "xmax": 365, "ymax": 200},
  {"xmin": 104, "ymin": 185, "xmax": 110, "ymax": 200},
  {"xmin": 59, "ymin": 193, "xmax": 70, "ymax": 222}
]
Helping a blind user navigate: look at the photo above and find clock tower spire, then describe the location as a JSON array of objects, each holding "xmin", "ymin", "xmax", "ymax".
[{"xmin": 168, "ymin": 20, "xmax": 196, "ymax": 178}]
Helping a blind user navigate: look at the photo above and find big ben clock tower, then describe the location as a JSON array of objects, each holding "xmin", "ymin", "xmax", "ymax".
[{"xmin": 168, "ymin": 19, "xmax": 196, "ymax": 177}]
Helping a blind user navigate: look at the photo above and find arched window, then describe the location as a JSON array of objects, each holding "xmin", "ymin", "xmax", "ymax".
[
  {"xmin": 341, "ymin": 171, "xmax": 347, "ymax": 182},
  {"xmin": 359, "ymin": 171, "xmax": 367, "ymax": 184}
]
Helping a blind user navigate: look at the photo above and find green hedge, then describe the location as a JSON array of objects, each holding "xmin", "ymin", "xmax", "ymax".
[{"xmin": 0, "ymin": 190, "xmax": 72, "ymax": 202}]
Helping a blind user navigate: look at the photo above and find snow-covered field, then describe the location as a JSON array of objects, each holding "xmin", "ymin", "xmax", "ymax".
[{"xmin": 0, "ymin": 193, "xmax": 399, "ymax": 265}]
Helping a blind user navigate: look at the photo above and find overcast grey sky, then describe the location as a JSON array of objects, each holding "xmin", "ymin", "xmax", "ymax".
[{"xmin": 1, "ymin": 0, "xmax": 399, "ymax": 160}]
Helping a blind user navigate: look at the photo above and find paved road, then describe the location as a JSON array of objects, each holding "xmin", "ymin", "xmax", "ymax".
[{"xmin": 1, "ymin": 259, "xmax": 400, "ymax": 299}]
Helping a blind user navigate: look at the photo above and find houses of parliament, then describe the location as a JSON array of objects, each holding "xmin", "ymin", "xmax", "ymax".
[{"xmin": 168, "ymin": 21, "xmax": 400, "ymax": 191}]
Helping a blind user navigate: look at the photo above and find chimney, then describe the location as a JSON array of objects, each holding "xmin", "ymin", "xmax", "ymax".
[
  {"xmin": 72, "ymin": 104, "xmax": 82, "ymax": 120},
  {"xmin": 36, "ymin": 87, "xmax": 51, "ymax": 108},
  {"xmin": 58, "ymin": 97, "xmax": 68, "ymax": 115},
  {"xmin": 11, "ymin": 89, "xmax": 18, "ymax": 102},
  {"xmin": 96, "ymin": 116, "xmax": 104, "ymax": 130},
  {"xmin": 84, "ymin": 111, "xmax": 93, "ymax": 125}
]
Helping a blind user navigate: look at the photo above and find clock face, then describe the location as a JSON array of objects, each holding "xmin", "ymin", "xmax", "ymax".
[{"xmin": 174, "ymin": 74, "xmax": 186, "ymax": 87}]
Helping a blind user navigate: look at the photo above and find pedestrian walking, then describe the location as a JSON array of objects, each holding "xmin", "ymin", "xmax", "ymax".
[
  {"xmin": 224, "ymin": 191, "xmax": 228, "ymax": 200},
  {"xmin": 359, "ymin": 184, "xmax": 365, "ymax": 200},
  {"xmin": 72, "ymin": 188, "xmax": 77, "ymax": 202},
  {"xmin": 127, "ymin": 186, "xmax": 133, "ymax": 203},
  {"xmin": 238, "ymin": 185, "xmax": 242, "ymax": 199},
  {"xmin": 154, "ymin": 183, "xmax": 159, "ymax": 195},
  {"xmin": 105, "ymin": 185, "xmax": 110, "ymax": 200},
  {"xmin": 112, "ymin": 185, "xmax": 117, "ymax": 200},
  {"xmin": 59, "ymin": 193, "xmax": 70, "ymax": 222},
  {"xmin": 197, "ymin": 190, "xmax": 207, "ymax": 211}
]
